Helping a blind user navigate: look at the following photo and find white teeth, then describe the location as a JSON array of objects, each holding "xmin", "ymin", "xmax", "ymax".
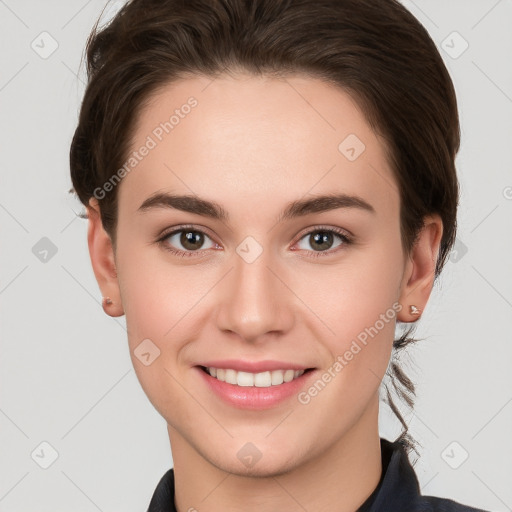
[
  {"xmin": 206, "ymin": 367, "xmax": 305, "ymax": 387},
  {"xmin": 271, "ymin": 370, "xmax": 284, "ymax": 385},
  {"xmin": 254, "ymin": 371, "xmax": 270, "ymax": 387},
  {"xmin": 283, "ymin": 369, "xmax": 295, "ymax": 383},
  {"xmin": 225, "ymin": 369, "xmax": 237, "ymax": 385},
  {"xmin": 237, "ymin": 371, "xmax": 254, "ymax": 387}
]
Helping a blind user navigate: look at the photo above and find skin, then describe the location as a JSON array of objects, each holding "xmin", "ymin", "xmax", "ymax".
[{"xmin": 86, "ymin": 73, "xmax": 443, "ymax": 512}]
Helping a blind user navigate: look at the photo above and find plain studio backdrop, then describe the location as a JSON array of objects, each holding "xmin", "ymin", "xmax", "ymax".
[{"xmin": 0, "ymin": 0, "xmax": 511, "ymax": 510}]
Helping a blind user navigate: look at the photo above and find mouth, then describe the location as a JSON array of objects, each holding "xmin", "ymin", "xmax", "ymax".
[
  {"xmin": 198, "ymin": 365, "xmax": 315, "ymax": 387},
  {"xmin": 195, "ymin": 364, "xmax": 317, "ymax": 410}
]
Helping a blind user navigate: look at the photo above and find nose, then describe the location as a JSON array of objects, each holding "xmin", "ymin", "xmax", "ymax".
[{"xmin": 214, "ymin": 246, "xmax": 295, "ymax": 343}]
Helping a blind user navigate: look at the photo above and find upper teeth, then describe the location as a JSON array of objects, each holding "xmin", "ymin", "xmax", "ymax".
[{"xmin": 206, "ymin": 367, "xmax": 305, "ymax": 387}]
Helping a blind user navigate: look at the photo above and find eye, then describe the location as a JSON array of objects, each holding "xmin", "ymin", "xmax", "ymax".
[
  {"xmin": 157, "ymin": 225, "xmax": 217, "ymax": 257},
  {"xmin": 157, "ymin": 224, "xmax": 353, "ymax": 259},
  {"xmin": 293, "ymin": 227, "xmax": 352, "ymax": 258}
]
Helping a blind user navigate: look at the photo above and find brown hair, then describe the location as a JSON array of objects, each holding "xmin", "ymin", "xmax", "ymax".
[{"xmin": 69, "ymin": 0, "xmax": 460, "ymax": 455}]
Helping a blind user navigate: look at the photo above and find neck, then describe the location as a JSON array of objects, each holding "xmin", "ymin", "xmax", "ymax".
[{"xmin": 169, "ymin": 396, "xmax": 382, "ymax": 512}]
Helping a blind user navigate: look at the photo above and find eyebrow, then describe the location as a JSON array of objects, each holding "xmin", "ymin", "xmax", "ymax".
[{"xmin": 137, "ymin": 191, "xmax": 376, "ymax": 222}]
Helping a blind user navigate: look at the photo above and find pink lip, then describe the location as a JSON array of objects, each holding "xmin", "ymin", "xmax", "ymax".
[
  {"xmin": 196, "ymin": 359, "xmax": 313, "ymax": 373},
  {"xmin": 195, "ymin": 366, "xmax": 317, "ymax": 410}
]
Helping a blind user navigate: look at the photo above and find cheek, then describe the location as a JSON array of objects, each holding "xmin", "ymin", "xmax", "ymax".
[
  {"xmin": 115, "ymin": 246, "xmax": 199, "ymax": 419},
  {"xmin": 310, "ymin": 237, "xmax": 403, "ymax": 334},
  {"xmin": 309, "ymin": 235, "xmax": 404, "ymax": 383},
  {"xmin": 299, "ymin": 266, "xmax": 400, "ymax": 429},
  {"xmin": 116, "ymin": 237, "xmax": 196, "ymax": 337},
  {"xmin": 115, "ymin": 243, "xmax": 216, "ymax": 392},
  {"xmin": 114, "ymin": 243, "xmax": 182, "ymax": 371}
]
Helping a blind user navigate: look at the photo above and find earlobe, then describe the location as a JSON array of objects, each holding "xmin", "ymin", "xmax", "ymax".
[
  {"xmin": 397, "ymin": 214, "xmax": 443, "ymax": 323},
  {"xmin": 87, "ymin": 198, "xmax": 124, "ymax": 317}
]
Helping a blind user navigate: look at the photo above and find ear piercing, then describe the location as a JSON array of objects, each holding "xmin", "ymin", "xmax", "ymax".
[
  {"xmin": 102, "ymin": 296, "xmax": 124, "ymax": 316},
  {"xmin": 409, "ymin": 305, "xmax": 421, "ymax": 316}
]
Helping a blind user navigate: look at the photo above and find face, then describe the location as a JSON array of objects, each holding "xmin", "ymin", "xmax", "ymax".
[{"xmin": 92, "ymin": 73, "xmax": 432, "ymax": 476}]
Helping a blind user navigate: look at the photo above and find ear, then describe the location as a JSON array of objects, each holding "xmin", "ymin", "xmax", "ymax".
[
  {"xmin": 87, "ymin": 197, "xmax": 124, "ymax": 317},
  {"xmin": 397, "ymin": 214, "xmax": 443, "ymax": 323}
]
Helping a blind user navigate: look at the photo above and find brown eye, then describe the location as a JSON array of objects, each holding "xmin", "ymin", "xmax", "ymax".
[
  {"xmin": 308, "ymin": 231, "xmax": 336, "ymax": 251},
  {"xmin": 179, "ymin": 230, "xmax": 205, "ymax": 251},
  {"xmin": 294, "ymin": 227, "xmax": 352, "ymax": 258},
  {"xmin": 159, "ymin": 227, "xmax": 216, "ymax": 256}
]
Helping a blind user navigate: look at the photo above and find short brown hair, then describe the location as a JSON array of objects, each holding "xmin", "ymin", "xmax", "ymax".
[{"xmin": 69, "ymin": 0, "xmax": 461, "ymax": 454}]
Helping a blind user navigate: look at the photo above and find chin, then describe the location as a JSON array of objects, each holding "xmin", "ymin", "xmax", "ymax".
[
  {"xmin": 205, "ymin": 442, "xmax": 304, "ymax": 479},
  {"xmin": 217, "ymin": 457, "xmax": 300, "ymax": 479}
]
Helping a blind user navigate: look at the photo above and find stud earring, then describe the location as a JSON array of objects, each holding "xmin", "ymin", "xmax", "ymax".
[
  {"xmin": 102, "ymin": 297, "xmax": 113, "ymax": 307},
  {"xmin": 409, "ymin": 305, "xmax": 421, "ymax": 316}
]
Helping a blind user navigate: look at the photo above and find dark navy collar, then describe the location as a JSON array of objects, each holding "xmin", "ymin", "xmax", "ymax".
[{"xmin": 146, "ymin": 437, "xmax": 489, "ymax": 512}]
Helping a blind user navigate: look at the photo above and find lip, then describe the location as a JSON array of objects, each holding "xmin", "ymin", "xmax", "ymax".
[
  {"xmin": 195, "ymin": 365, "xmax": 317, "ymax": 410},
  {"xmin": 196, "ymin": 359, "xmax": 312, "ymax": 373}
]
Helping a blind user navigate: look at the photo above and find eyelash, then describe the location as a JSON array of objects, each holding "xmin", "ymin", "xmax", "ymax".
[{"xmin": 156, "ymin": 224, "xmax": 353, "ymax": 259}]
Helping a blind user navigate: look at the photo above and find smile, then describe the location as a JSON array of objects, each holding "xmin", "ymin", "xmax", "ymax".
[{"xmin": 201, "ymin": 366, "xmax": 307, "ymax": 387}]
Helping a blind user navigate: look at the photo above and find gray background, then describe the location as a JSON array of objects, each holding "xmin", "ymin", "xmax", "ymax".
[{"xmin": 0, "ymin": 0, "xmax": 511, "ymax": 510}]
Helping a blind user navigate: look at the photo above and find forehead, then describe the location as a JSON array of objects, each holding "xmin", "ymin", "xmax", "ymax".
[{"xmin": 117, "ymin": 73, "xmax": 398, "ymax": 218}]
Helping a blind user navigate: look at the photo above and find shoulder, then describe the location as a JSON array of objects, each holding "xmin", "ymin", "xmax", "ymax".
[
  {"xmin": 417, "ymin": 495, "xmax": 492, "ymax": 512},
  {"xmin": 377, "ymin": 438, "xmax": 492, "ymax": 512},
  {"xmin": 146, "ymin": 468, "xmax": 175, "ymax": 512}
]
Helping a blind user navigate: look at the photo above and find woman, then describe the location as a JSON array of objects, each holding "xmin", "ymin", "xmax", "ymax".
[{"xmin": 69, "ymin": 0, "xmax": 490, "ymax": 510}]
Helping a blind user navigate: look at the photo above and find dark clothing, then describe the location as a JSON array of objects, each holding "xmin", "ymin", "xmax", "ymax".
[{"xmin": 146, "ymin": 437, "xmax": 489, "ymax": 512}]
